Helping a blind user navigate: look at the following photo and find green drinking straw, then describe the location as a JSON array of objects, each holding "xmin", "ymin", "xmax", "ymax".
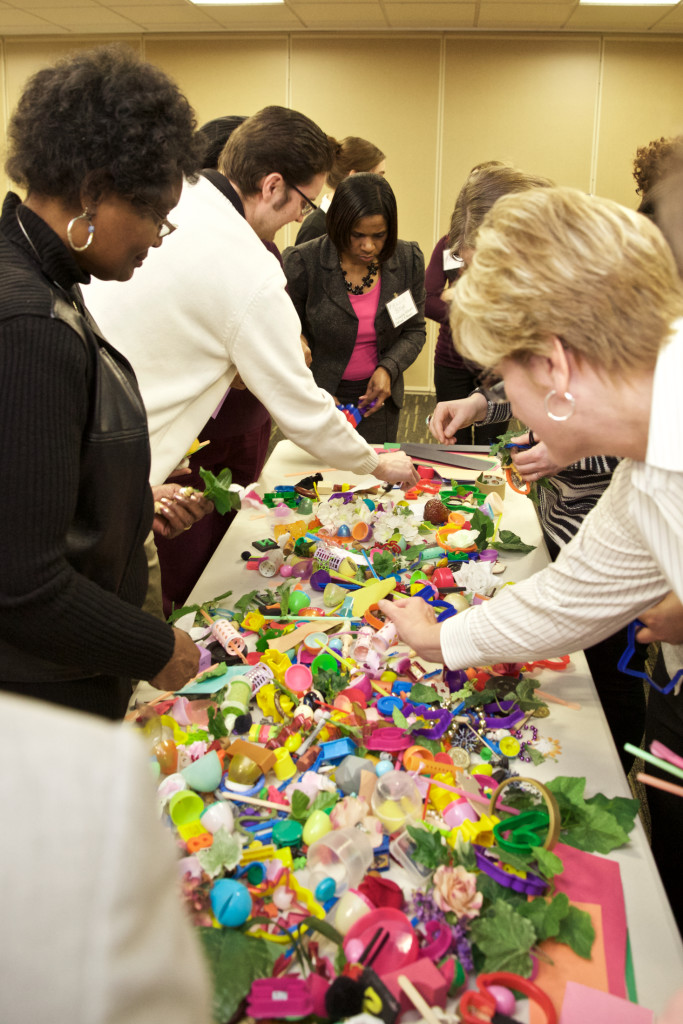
[{"xmin": 624, "ymin": 742, "xmax": 683, "ymax": 782}]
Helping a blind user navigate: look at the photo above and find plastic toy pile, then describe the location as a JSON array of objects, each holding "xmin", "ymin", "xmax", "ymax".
[{"xmin": 133, "ymin": 466, "xmax": 641, "ymax": 1024}]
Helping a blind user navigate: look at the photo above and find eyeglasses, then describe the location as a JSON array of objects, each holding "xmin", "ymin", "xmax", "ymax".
[
  {"xmin": 136, "ymin": 198, "xmax": 177, "ymax": 239},
  {"xmin": 286, "ymin": 181, "xmax": 318, "ymax": 217}
]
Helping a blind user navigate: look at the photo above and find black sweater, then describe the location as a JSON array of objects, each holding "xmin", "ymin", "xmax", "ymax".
[{"xmin": 0, "ymin": 193, "xmax": 174, "ymax": 699}]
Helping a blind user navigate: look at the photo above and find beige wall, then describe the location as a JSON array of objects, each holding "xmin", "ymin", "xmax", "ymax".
[{"xmin": 2, "ymin": 31, "xmax": 683, "ymax": 391}]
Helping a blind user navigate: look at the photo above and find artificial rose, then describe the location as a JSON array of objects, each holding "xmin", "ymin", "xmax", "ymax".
[
  {"xmin": 330, "ymin": 795, "xmax": 369, "ymax": 830},
  {"xmin": 432, "ymin": 864, "xmax": 483, "ymax": 920}
]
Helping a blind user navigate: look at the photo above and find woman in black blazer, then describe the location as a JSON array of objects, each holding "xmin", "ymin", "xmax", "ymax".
[{"xmin": 283, "ymin": 173, "xmax": 426, "ymax": 443}]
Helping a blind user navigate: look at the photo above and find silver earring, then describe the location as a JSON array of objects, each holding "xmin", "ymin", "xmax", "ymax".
[
  {"xmin": 544, "ymin": 389, "xmax": 575, "ymax": 422},
  {"xmin": 67, "ymin": 210, "xmax": 95, "ymax": 252}
]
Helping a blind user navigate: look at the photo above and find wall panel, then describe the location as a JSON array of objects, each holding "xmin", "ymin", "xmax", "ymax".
[
  {"xmin": 596, "ymin": 39, "xmax": 683, "ymax": 207},
  {"xmin": 290, "ymin": 34, "xmax": 442, "ymax": 389}
]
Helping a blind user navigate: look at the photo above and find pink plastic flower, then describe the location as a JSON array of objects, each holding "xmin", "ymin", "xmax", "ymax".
[
  {"xmin": 330, "ymin": 795, "xmax": 369, "ymax": 830},
  {"xmin": 432, "ymin": 864, "xmax": 483, "ymax": 920}
]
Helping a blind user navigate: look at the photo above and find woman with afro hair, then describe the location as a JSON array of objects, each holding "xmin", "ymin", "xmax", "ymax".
[{"xmin": 0, "ymin": 45, "xmax": 209, "ymax": 717}]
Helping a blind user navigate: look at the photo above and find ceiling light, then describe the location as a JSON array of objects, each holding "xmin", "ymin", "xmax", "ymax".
[
  {"xmin": 580, "ymin": 0, "xmax": 674, "ymax": 6},
  {"xmin": 189, "ymin": 0, "xmax": 284, "ymax": 5}
]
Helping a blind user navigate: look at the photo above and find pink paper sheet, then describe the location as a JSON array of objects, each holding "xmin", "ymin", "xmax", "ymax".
[
  {"xmin": 559, "ymin": 980, "xmax": 654, "ymax": 1023},
  {"xmin": 552, "ymin": 842, "xmax": 627, "ymax": 998}
]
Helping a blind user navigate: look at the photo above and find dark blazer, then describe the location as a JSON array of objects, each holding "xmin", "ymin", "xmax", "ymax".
[{"xmin": 283, "ymin": 234, "xmax": 426, "ymax": 409}]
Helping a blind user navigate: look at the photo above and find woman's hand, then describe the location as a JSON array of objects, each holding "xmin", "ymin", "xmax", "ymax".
[
  {"xmin": 510, "ymin": 434, "xmax": 562, "ymax": 480},
  {"xmin": 373, "ymin": 452, "xmax": 420, "ymax": 490},
  {"xmin": 149, "ymin": 627, "xmax": 200, "ymax": 691},
  {"xmin": 429, "ymin": 394, "xmax": 488, "ymax": 444},
  {"xmin": 152, "ymin": 483, "xmax": 214, "ymax": 540},
  {"xmin": 378, "ymin": 597, "xmax": 444, "ymax": 662},
  {"xmin": 635, "ymin": 592, "xmax": 683, "ymax": 645},
  {"xmin": 359, "ymin": 367, "xmax": 392, "ymax": 417}
]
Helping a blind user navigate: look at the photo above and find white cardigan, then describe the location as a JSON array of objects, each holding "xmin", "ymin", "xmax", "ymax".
[{"xmin": 86, "ymin": 176, "xmax": 379, "ymax": 485}]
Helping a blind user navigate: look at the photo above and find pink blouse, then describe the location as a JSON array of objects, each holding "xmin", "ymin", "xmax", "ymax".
[{"xmin": 343, "ymin": 278, "xmax": 381, "ymax": 380}]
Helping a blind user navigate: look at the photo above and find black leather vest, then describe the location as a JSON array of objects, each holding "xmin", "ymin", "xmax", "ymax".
[{"xmin": 0, "ymin": 265, "xmax": 153, "ymax": 681}]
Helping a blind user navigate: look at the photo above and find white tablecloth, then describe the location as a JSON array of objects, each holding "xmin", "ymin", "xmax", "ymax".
[{"xmin": 189, "ymin": 441, "xmax": 683, "ymax": 1015}]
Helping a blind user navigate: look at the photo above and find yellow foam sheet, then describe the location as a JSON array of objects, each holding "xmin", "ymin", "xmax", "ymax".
[{"xmin": 352, "ymin": 576, "xmax": 397, "ymax": 617}]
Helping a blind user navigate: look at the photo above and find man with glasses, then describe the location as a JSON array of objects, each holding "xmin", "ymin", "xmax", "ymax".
[{"xmin": 86, "ymin": 103, "xmax": 417, "ymax": 493}]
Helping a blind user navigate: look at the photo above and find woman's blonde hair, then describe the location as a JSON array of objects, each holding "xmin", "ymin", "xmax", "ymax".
[
  {"xmin": 449, "ymin": 163, "xmax": 553, "ymax": 255},
  {"xmin": 451, "ymin": 186, "xmax": 683, "ymax": 375}
]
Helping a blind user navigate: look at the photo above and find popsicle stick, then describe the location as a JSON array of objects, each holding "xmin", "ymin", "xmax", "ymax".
[
  {"xmin": 226, "ymin": 794, "xmax": 291, "ymax": 812},
  {"xmin": 636, "ymin": 772, "xmax": 683, "ymax": 799},
  {"xmin": 397, "ymin": 974, "xmax": 445, "ymax": 1024},
  {"xmin": 535, "ymin": 688, "xmax": 582, "ymax": 711}
]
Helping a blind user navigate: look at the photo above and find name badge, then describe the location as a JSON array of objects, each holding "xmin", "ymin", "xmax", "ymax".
[
  {"xmin": 386, "ymin": 289, "xmax": 418, "ymax": 328},
  {"xmin": 443, "ymin": 249, "xmax": 463, "ymax": 271}
]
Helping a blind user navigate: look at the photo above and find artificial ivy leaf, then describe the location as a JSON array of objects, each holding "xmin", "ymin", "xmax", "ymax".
[
  {"xmin": 198, "ymin": 927, "xmax": 279, "ymax": 1024},
  {"xmin": 413, "ymin": 735, "xmax": 444, "ymax": 756},
  {"xmin": 531, "ymin": 845, "xmax": 564, "ymax": 880},
  {"xmin": 409, "ymin": 682, "xmax": 441, "ymax": 704},
  {"xmin": 494, "ymin": 530, "xmax": 536, "ymax": 553},
  {"xmin": 469, "ymin": 899, "xmax": 537, "ymax": 975},
  {"xmin": 452, "ymin": 836, "xmax": 477, "ymax": 872},
  {"xmin": 309, "ymin": 791, "xmax": 338, "ymax": 814},
  {"xmin": 232, "ymin": 588, "xmax": 261, "ymax": 618},
  {"xmin": 167, "ymin": 588, "xmax": 234, "ymax": 625},
  {"xmin": 561, "ymin": 805, "xmax": 629, "ymax": 854},
  {"xmin": 290, "ymin": 789, "xmax": 311, "ymax": 821},
  {"xmin": 546, "ymin": 776, "xmax": 631, "ymax": 853},
  {"xmin": 555, "ymin": 903, "xmax": 595, "ymax": 958},
  {"xmin": 525, "ymin": 746, "xmax": 547, "ymax": 766},
  {"xmin": 197, "ymin": 828, "xmax": 242, "ymax": 877},
  {"xmin": 207, "ymin": 706, "xmax": 229, "ymax": 739},
  {"xmin": 372, "ymin": 550, "xmax": 396, "ymax": 577},
  {"xmin": 496, "ymin": 848, "xmax": 534, "ymax": 874},
  {"xmin": 518, "ymin": 891, "xmax": 570, "ymax": 941},
  {"xmin": 585, "ymin": 792, "xmax": 639, "ymax": 836},
  {"xmin": 199, "ymin": 466, "xmax": 242, "ymax": 516},
  {"xmin": 512, "ymin": 677, "xmax": 544, "ymax": 711},
  {"xmin": 404, "ymin": 544, "xmax": 426, "ymax": 560},
  {"xmin": 475, "ymin": 871, "xmax": 528, "ymax": 908},
  {"xmin": 459, "ymin": 688, "xmax": 498, "ymax": 709},
  {"xmin": 406, "ymin": 824, "xmax": 451, "ymax": 871},
  {"xmin": 392, "ymin": 705, "xmax": 411, "ymax": 731}
]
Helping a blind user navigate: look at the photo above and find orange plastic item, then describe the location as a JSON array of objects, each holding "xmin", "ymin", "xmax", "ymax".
[
  {"xmin": 505, "ymin": 464, "xmax": 531, "ymax": 495},
  {"xmin": 186, "ymin": 833, "xmax": 213, "ymax": 854}
]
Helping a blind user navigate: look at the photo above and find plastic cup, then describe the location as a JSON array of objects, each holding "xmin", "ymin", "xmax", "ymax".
[
  {"xmin": 169, "ymin": 789, "xmax": 205, "ymax": 826},
  {"xmin": 371, "ymin": 769, "xmax": 423, "ymax": 833},
  {"xmin": 307, "ymin": 826, "xmax": 373, "ymax": 895},
  {"xmin": 285, "ymin": 663, "xmax": 313, "ymax": 694}
]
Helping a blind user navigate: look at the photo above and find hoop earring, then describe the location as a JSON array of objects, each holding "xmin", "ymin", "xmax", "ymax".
[
  {"xmin": 544, "ymin": 389, "xmax": 575, "ymax": 422},
  {"xmin": 67, "ymin": 210, "xmax": 95, "ymax": 252}
]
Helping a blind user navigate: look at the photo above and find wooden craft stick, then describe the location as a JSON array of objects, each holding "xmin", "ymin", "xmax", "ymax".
[
  {"xmin": 636, "ymin": 772, "xmax": 683, "ymax": 799},
  {"xmin": 225, "ymin": 793, "xmax": 291, "ymax": 812},
  {"xmin": 397, "ymin": 974, "xmax": 444, "ymax": 1024},
  {"xmin": 535, "ymin": 688, "xmax": 582, "ymax": 711}
]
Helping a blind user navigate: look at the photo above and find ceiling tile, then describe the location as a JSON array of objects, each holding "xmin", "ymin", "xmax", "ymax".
[
  {"xmin": 564, "ymin": 2, "xmax": 670, "ymax": 28},
  {"xmin": 0, "ymin": 6, "xmax": 67, "ymax": 28},
  {"xmin": 630, "ymin": 1, "xmax": 683, "ymax": 27},
  {"xmin": 110, "ymin": 4, "xmax": 221, "ymax": 27},
  {"xmin": 384, "ymin": 2, "xmax": 476, "ymax": 26},
  {"xmin": 291, "ymin": 2, "xmax": 388, "ymax": 26},
  {"xmin": 202, "ymin": 3, "xmax": 303, "ymax": 25},
  {"xmin": 27, "ymin": 5, "xmax": 144, "ymax": 28},
  {"xmin": 477, "ymin": 1, "xmax": 574, "ymax": 25}
]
